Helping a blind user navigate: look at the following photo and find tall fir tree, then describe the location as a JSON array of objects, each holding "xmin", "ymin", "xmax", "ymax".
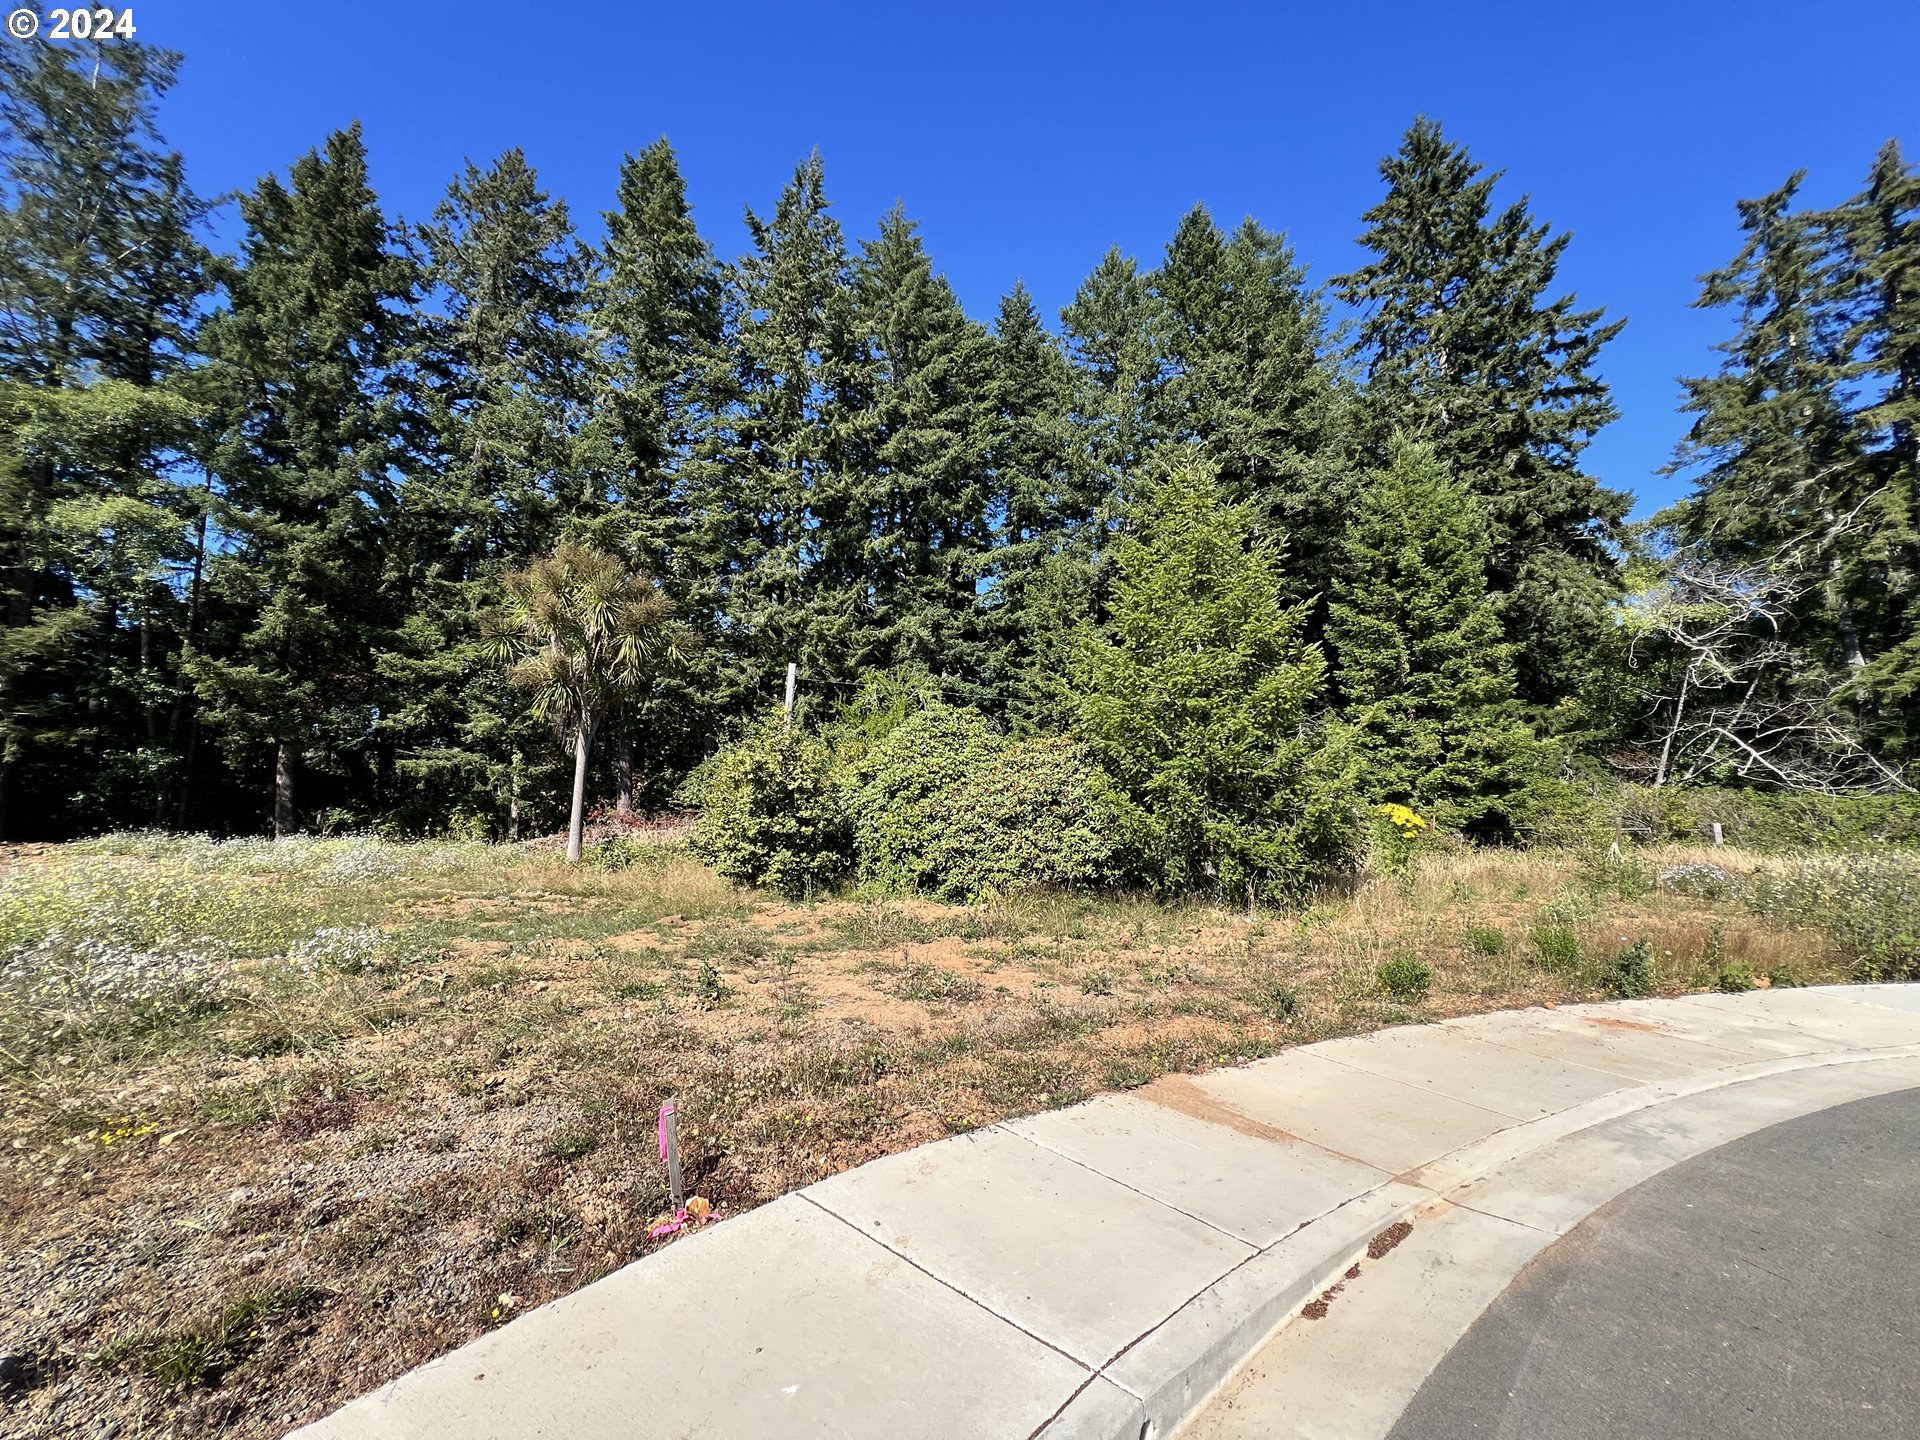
[
  {"xmin": 848, "ymin": 204, "xmax": 997, "ymax": 695},
  {"xmin": 1327, "ymin": 437, "xmax": 1539, "ymax": 830},
  {"xmin": 1667, "ymin": 171, "xmax": 1882, "ymax": 752},
  {"xmin": 1151, "ymin": 205, "xmax": 1352, "ymax": 599},
  {"xmin": 195, "ymin": 124, "xmax": 414, "ymax": 835},
  {"xmin": 585, "ymin": 137, "xmax": 728, "ymax": 807},
  {"xmin": 979, "ymin": 282, "xmax": 1102, "ymax": 732},
  {"xmin": 683, "ymin": 152, "xmax": 868, "ymax": 709},
  {"xmin": 1338, "ymin": 118, "xmax": 1627, "ymax": 711},
  {"xmin": 377, "ymin": 148, "xmax": 590, "ymax": 833},
  {"xmin": 0, "ymin": 35, "xmax": 211, "ymax": 836},
  {"xmin": 1834, "ymin": 141, "xmax": 1920, "ymax": 756},
  {"xmin": 589, "ymin": 137, "xmax": 725, "ymax": 570},
  {"xmin": 1060, "ymin": 246, "xmax": 1164, "ymax": 498}
]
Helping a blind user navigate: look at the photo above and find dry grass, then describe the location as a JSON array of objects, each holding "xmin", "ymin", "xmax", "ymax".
[{"xmin": 0, "ymin": 837, "xmax": 1856, "ymax": 1436}]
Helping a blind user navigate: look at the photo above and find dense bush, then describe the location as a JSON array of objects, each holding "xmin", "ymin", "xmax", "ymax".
[
  {"xmin": 845, "ymin": 704, "xmax": 1122, "ymax": 900},
  {"xmin": 689, "ymin": 720, "xmax": 851, "ymax": 898}
]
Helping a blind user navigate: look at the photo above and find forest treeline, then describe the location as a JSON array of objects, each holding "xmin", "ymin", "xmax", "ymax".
[{"xmin": 0, "ymin": 37, "xmax": 1914, "ymax": 858}]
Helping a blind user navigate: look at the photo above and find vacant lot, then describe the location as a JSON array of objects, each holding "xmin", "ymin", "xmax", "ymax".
[{"xmin": 0, "ymin": 834, "xmax": 1903, "ymax": 1437}]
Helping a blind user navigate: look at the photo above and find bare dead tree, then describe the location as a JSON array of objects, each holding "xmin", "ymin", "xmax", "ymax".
[{"xmin": 1625, "ymin": 550, "xmax": 1912, "ymax": 795}]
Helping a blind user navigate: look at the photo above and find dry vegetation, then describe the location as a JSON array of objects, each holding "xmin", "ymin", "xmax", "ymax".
[{"xmin": 0, "ymin": 833, "xmax": 1894, "ymax": 1436}]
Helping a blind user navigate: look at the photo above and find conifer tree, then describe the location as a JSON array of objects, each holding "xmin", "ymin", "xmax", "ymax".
[
  {"xmin": 979, "ymin": 282, "xmax": 1101, "ymax": 731},
  {"xmin": 589, "ymin": 138, "xmax": 725, "ymax": 569},
  {"xmin": 1077, "ymin": 459, "xmax": 1359, "ymax": 902},
  {"xmin": 379, "ymin": 148, "xmax": 590, "ymax": 832},
  {"xmin": 1152, "ymin": 205, "xmax": 1351, "ymax": 595},
  {"xmin": 195, "ymin": 124, "xmax": 414, "ymax": 835},
  {"xmin": 587, "ymin": 138, "xmax": 728, "ymax": 807},
  {"xmin": 0, "ymin": 37, "xmax": 211, "ymax": 835},
  {"xmin": 684, "ymin": 152, "xmax": 867, "ymax": 706},
  {"xmin": 1835, "ymin": 141, "xmax": 1920, "ymax": 755},
  {"xmin": 1060, "ymin": 247, "xmax": 1164, "ymax": 494},
  {"xmin": 1339, "ymin": 119, "xmax": 1627, "ymax": 708},
  {"xmin": 1327, "ymin": 438, "xmax": 1539, "ymax": 829},
  {"xmin": 848, "ymin": 204, "xmax": 997, "ymax": 692}
]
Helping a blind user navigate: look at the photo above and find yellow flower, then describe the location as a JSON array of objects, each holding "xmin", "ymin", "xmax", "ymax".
[{"xmin": 1379, "ymin": 803, "xmax": 1427, "ymax": 835}]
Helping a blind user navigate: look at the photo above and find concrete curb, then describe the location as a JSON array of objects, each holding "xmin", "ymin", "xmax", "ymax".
[{"xmin": 289, "ymin": 985, "xmax": 1920, "ymax": 1440}]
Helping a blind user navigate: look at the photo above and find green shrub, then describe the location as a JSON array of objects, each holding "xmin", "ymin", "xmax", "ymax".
[
  {"xmin": 1532, "ymin": 922, "xmax": 1583, "ymax": 971},
  {"xmin": 1256, "ymin": 977, "xmax": 1300, "ymax": 1021},
  {"xmin": 690, "ymin": 719, "xmax": 851, "ymax": 898},
  {"xmin": 1600, "ymin": 938, "xmax": 1655, "ymax": 998},
  {"xmin": 1716, "ymin": 962, "xmax": 1757, "ymax": 993},
  {"xmin": 1376, "ymin": 952, "xmax": 1432, "ymax": 999},
  {"xmin": 1742, "ymin": 855, "xmax": 1920, "ymax": 979},
  {"xmin": 844, "ymin": 703, "xmax": 1121, "ymax": 901},
  {"xmin": 1464, "ymin": 924, "xmax": 1507, "ymax": 956}
]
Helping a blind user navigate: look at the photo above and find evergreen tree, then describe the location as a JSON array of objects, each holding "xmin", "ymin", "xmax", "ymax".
[
  {"xmin": 195, "ymin": 124, "xmax": 414, "ymax": 835},
  {"xmin": 683, "ymin": 152, "xmax": 867, "ymax": 707},
  {"xmin": 848, "ymin": 204, "xmax": 997, "ymax": 694},
  {"xmin": 1077, "ymin": 460, "xmax": 1359, "ymax": 902},
  {"xmin": 1060, "ymin": 246, "xmax": 1164, "ymax": 494},
  {"xmin": 979, "ymin": 282, "xmax": 1101, "ymax": 731},
  {"xmin": 0, "ymin": 37, "xmax": 211, "ymax": 835},
  {"xmin": 1327, "ymin": 437, "xmax": 1539, "ymax": 829},
  {"xmin": 378, "ymin": 148, "xmax": 589, "ymax": 833},
  {"xmin": 589, "ymin": 137, "xmax": 725, "ymax": 569},
  {"xmin": 1834, "ymin": 141, "xmax": 1920, "ymax": 755},
  {"xmin": 1667, "ymin": 171, "xmax": 1886, "ymax": 762},
  {"xmin": 1152, "ymin": 207, "xmax": 1351, "ymax": 586},
  {"xmin": 1339, "ymin": 118, "xmax": 1627, "ymax": 708},
  {"xmin": 587, "ymin": 137, "xmax": 728, "ymax": 808}
]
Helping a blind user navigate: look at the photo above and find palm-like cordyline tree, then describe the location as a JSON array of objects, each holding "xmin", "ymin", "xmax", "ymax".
[{"xmin": 487, "ymin": 544, "xmax": 687, "ymax": 861}]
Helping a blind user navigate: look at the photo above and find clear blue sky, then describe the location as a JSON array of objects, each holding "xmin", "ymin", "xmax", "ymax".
[{"xmin": 135, "ymin": 0, "xmax": 1917, "ymax": 517}]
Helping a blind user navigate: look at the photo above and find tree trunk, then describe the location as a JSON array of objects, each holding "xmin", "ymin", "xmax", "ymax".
[
  {"xmin": 1652, "ymin": 660, "xmax": 1694, "ymax": 789},
  {"xmin": 274, "ymin": 740, "xmax": 297, "ymax": 838},
  {"xmin": 566, "ymin": 721, "xmax": 592, "ymax": 863},
  {"xmin": 613, "ymin": 725, "xmax": 635, "ymax": 818},
  {"xmin": 508, "ymin": 748, "xmax": 522, "ymax": 843}
]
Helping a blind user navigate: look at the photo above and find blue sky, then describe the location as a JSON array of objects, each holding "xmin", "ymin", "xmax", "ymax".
[{"xmin": 132, "ymin": 0, "xmax": 1917, "ymax": 516}]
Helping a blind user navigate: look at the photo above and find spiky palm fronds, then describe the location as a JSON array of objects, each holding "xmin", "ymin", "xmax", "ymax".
[{"xmin": 486, "ymin": 543, "xmax": 684, "ymax": 735}]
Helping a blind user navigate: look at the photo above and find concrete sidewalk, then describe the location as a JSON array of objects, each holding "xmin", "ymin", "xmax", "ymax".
[{"xmin": 291, "ymin": 985, "xmax": 1920, "ymax": 1440}]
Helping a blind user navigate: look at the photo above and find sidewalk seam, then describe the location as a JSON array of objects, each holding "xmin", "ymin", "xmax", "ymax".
[{"xmin": 794, "ymin": 1190, "xmax": 1099, "ymax": 1375}]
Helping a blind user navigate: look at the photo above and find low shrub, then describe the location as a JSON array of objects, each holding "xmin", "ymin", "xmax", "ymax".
[
  {"xmin": 689, "ymin": 719, "xmax": 851, "ymax": 898},
  {"xmin": 1660, "ymin": 862, "xmax": 1733, "ymax": 900},
  {"xmin": 1376, "ymin": 952, "xmax": 1432, "ymax": 999},
  {"xmin": 1256, "ymin": 977, "xmax": 1300, "ymax": 1021},
  {"xmin": 1464, "ymin": 924, "xmax": 1507, "ymax": 956},
  {"xmin": 1599, "ymin": 938, "xmax": 1655, "ymax": 998},
  {"xmin": 844, "ymin": 703, "xmax": 1122, "ymax": 901}
]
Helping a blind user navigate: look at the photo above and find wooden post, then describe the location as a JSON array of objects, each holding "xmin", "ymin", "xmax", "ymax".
[
  {"xmin": 1710, "ymin": 821, "xmax": 1724, "ymax": 847},
  {"xmin": 783, "ymin": 662, "xmax": 798, "ymax": 730},
  {"xmin": 660, "ymin": 1099, "xmax": 684, "ymax": 1212}
]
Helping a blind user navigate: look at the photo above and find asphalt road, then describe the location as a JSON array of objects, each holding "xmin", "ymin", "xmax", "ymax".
[{"xmin": 1388, "ymin": 1086, "xmax": 1920, "ymax": 1440}]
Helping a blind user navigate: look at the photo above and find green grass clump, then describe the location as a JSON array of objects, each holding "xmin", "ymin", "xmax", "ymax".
[
  {"xmin": 1531, "ymin": 922, "xmax": 1583, "ymax": 971},
  {"xmin": 1376, "ymin": 952, "xmax": 1432, "ymax": 1000},
  {"xmin": 1464, "ymin": 924, "xmax": 1507, "ymax": 956}
]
